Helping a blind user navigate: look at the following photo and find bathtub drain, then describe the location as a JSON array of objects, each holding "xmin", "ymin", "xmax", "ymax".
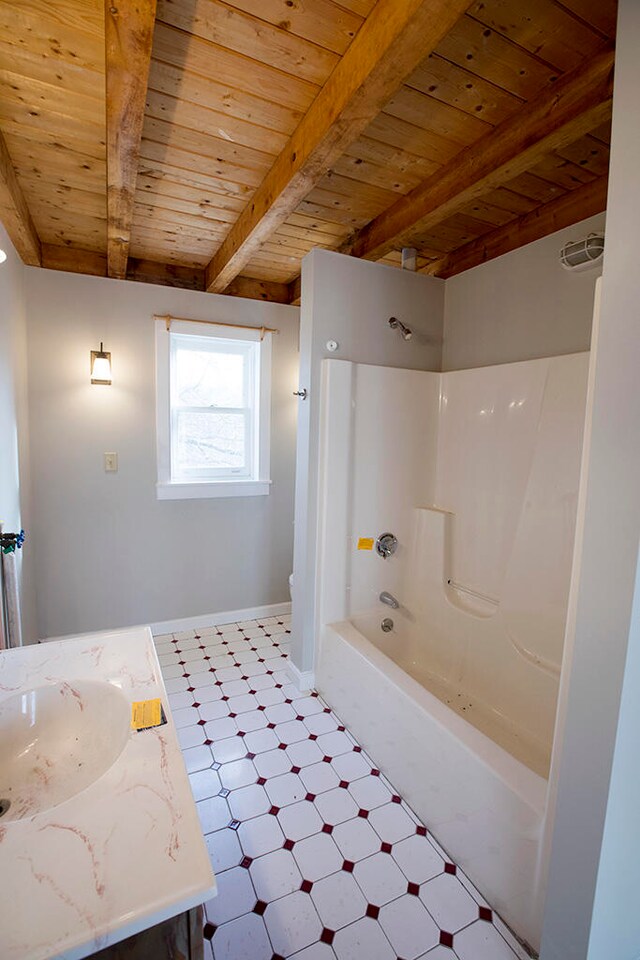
[{"xmin": 381, "ymin": 618, "xmax": 394, "ymax": 633}]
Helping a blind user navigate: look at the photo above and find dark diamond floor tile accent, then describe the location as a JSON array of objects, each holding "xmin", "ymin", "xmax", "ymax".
[
  {"xmin": 254, "ymin": 900, "xmax": 268, "ymax": 916},
  {"xmin": 320, "ymin": 929, "xmax": 335, "ymax": 945},
  {"xmin": 203, "ymin": 922, "xmax": 216, "ymax": 940},
  {"xmin": 416, "ymin": 825, "xmax": 427, "ymax": 837},
  {"xmin": 322, "ymin": 756, "xmax": 332, "ymax": 763},
  {"xmin": 338, "ymin": 780, "xmax": 349, "ymax": 789},
  {"xmin": 269, "ymin": 806, "xmax": 280, "ymax": 816},
  {"xmin": 197, "ymin": 719, "xmax": 206, "ymax": 726},
  {"xmin": 240, "ymin": 856, "xmax": 253, "ymax": 868},
  {"xmin": 246, "ymin": 752, "xmax": 256, "ymax": 760},
  {"xmin": 300, "ymin": 879, "xmax": 313, "ymax": 893},
  {"xmin": 337, "ymin": 725, "xmax": 346, "ymax": 732},
  {"xmin": 278, "ymin": 743, "xmax": 287, "ymax": 750},
  {"xmin": 342, "ymin": 860, "xmax": 355, "ymax": 873},
  {"xmin": 353, "ymin": 745, "xmax": 362, "ymax": 753},
  {"xmin": 305, "ymin": 793, "xmax": 316, "ymax": 802},
  {"xmin": 358, "ymin": 809, "xmax": 369, "ymax": 819},
  {"xmin": 257, "ymin": 776, "xmax": 267, "ymax": 786},
  {"xmin": 283, "ymin": 838, "xmax": 295, "ymax": 851},
  {"xmin": 440, "ymin": 931, "xmax": 454, "ymax": 948},
  {"xmin": 192, "ymin": 702, "xmax": 200, "ymax": 708},
  {"xmin": 366, "ymin": 904, "xmax": 380, "ymax": 920},
  {"xmin": 407, "ymin": 882, "xmax": 420, "ymax": 896},
  {"xmin": 291, "ymin": 765, "xmax": 301, "ymax": 775},
  {"xmin": 321, "ymin": 823, "xmax": 334, "ymax": 834},
  {"xmin": 186, "ymin": 686, "xmax": 195, "ymax": 692},
  {"xmin": 308, "ymin": 734, "xmax": 318, "ymax": 741},
  {"xmin": 391, "ymin": 795, "xmax": 402, "ymax": 804},
  {"xmin": 479, "ymin": 906, "xmax": 493, "ymax": 922},
  {"xmin": 444, "ymin": 862, "xmax": 457, "ymax": 875},
  {"xmin": 371, "ymin": 769, "xmax": 380, "ymax": 777},
  {"xmin": 380, "ymin": 842, "xmax": 392, "ymax": 854},
  {"xmin": 204, "ymin": 739, "xmax": 213, "ymax": 746}
]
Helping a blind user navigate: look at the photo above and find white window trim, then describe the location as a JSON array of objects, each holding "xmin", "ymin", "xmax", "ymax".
[{"xmin": 155, "ymin": 319, "xmax": 272, "ymax": 500}]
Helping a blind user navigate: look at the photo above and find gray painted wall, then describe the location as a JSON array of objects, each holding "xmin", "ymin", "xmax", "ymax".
[
  {"xmin": 0, "ymin": 224, "xmax": 36, "ymax": 643},
  {"xmin": 541, "ymin": 2, "xmax": 640, "ymax": 956},
  {"xmin": 26, "ymin": 268, "xmax": 299, "ymax": 639},
  {"xmin": 442, "ymin": 212, "xmax": 606, "ymax": 371},
  {"xmin": 291, "ymin": 249, "xmax": 444, "ymax": 673}
]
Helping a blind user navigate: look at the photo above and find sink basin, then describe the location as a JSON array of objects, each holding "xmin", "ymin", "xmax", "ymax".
[{"xmin": 0, "ymin": 680, "xmax": 131, "ymax": 822}]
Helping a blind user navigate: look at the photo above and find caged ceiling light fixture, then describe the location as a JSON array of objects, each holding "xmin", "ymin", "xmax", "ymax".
[{"xmin": 90, "ymin": 342, "xmax": 112, "ymax": 385}]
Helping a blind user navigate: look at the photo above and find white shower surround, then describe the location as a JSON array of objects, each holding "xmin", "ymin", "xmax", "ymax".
[{"xmin": 314, "ymin": 355, "xmax": 589, "ymax": 950}]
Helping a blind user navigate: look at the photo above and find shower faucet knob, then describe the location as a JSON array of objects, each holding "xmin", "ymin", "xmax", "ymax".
[{"xmin": 376, "ymin": 533, "xmax": 398, "ymax": 559}]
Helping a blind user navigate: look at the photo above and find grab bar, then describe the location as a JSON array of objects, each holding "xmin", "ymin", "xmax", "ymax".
[{"xmin": 446, "ymin": 579, "xmax": 499, "ymax": 606}]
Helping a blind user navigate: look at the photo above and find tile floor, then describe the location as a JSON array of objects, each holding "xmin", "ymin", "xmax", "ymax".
[{"xmin": 155, "ymin": 616, "xmax": 530, "ymax": 960}]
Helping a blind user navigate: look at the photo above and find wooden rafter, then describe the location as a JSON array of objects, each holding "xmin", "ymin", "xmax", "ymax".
[
  {"xmin": 344, "ymin": 47, "xmax": 614, "ymax": 263},
  {"xmin": 105, "ymin": 0, "xmax": 157, "ymax": 279},
  {"xmin": 425, "ymin": 176, "xmax": 608, "ymax": 279},
  {"xmin": 204, "ymin": 0, "xmax": 472, "ymax": 294},
  {"xmin": 0, "ymin": 130, "xmax": 41, "ymax": 266}
]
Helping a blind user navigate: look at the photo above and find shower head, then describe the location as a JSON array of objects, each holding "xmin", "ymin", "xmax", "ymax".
[{"xmin": 388, "ymin": 317, "xmax": 413, "ymax": 341}]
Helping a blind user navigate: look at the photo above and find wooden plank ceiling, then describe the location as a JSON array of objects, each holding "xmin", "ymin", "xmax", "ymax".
[{"xmin": 0, "ymin": 0, "xmax": 616, "ymax": 304}]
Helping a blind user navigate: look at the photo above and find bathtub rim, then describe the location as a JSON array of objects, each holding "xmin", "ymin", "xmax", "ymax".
[{"xmin": 327, "ymin": 618, "xmax": 548, "ymax": 819}]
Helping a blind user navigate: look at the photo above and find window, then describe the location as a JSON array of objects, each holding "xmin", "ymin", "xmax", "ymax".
[{"xmin": 156, "ymin": 319, "xmax": 272, "ymax": 499}]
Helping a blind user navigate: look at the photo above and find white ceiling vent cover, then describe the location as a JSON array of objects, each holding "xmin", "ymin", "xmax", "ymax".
[{"xmin": 560, "ymin": 232, "xmax": 605, "ymax": 272}]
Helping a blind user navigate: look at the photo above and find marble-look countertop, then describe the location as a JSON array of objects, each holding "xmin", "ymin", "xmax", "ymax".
[{"xmin": 0, "ymin": 627, "xmax": 216, "ymax": 960}]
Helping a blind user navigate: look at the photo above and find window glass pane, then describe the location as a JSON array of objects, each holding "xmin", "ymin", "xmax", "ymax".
[
  {"xmin": 175, "ymin": 411, "xmax": 246, "ymax": 472},
  {"xmin": 175, "ymin": 345, "xmax": 245, "ymax": 408}
]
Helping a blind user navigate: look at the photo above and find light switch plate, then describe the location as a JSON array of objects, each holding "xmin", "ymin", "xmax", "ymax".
[{"xmin": 104, "ymin": 452, "xmax": 118, "ymax": 473}]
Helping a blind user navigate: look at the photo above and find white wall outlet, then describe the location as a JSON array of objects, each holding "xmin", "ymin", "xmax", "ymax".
[{"xmin": 104, "ymin": 452, "xmax": 118, "ymax": 473}]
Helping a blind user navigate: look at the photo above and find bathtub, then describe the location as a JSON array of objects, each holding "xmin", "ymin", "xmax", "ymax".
[{"xmin": 316, "ymin": 618, "xmax": 547, "ymax": 952}]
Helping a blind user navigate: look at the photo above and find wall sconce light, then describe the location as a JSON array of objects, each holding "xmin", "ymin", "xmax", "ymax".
[
  {"xmin": 90, "ymin": 342, "xmax": 112, "ymax": 385},
  {"xmin": 0, "ymin": 249, "xmax": 7, "ymax": 265}
]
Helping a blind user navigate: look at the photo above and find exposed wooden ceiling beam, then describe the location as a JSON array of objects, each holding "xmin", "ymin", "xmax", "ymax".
[
  {"xmin": 425, "ymin": 176, "xmax": 608, "ymax": 279},
  {"xmin": 105, "ymin": 0, "xmax": 157, "ymax": 279},
  {"xmin": 288, "ymin": 275, "xmax": 302, "ymax": 307},
  {"xmin": 204, "ymin": 0, "xmax": 472, "ymax": 294},
  {"xmin": 0, "ymin": 129, "xmax": 41, "ymax": 265},
  {"xmin": 344, "ymin": 47, "xmax": 614, "ymax": 263}
]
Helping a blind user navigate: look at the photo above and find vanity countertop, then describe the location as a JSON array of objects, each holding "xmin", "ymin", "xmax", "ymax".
[{"xmin": 0, "ymin": 626, "xmax": 216, "ymax": 960}]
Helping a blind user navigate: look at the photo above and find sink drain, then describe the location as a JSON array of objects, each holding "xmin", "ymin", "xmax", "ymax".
[{"xmin": 0, "ymin": 799, "xmax": 11, "ymax": 818}]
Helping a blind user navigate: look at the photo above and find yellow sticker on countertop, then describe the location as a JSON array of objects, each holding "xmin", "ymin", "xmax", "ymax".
[
  {"xmin": 131, "ymin": 698, "xmax": 163, "ymax": 730},
  {"xmin": 357, "ymin": 537, "xmax": 375, "ymax": 551}
]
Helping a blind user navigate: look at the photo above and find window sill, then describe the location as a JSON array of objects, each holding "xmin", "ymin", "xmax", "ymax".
[{"xmin": 156, "ymin": 480, "xmax": 271, "ymax": 500}]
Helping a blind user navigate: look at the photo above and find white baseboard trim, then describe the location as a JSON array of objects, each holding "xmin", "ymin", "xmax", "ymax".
[
  {"xmin": 150, "ymin": 601, "xmax": 292, "ymax": 636},
  {"xmin": 286, "ymin": 659, "xmax": 315, "ymax": 692}
]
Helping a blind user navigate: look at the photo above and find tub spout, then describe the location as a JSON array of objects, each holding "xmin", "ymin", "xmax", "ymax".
[{"xmin": 379, "ymin": 591, "xmax": 400, "ymax": 609}]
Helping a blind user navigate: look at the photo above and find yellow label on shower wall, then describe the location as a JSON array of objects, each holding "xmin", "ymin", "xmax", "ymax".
[
  {"xmin": 131, "ymin": 698, "xmax": 163, "ymax": 730},
  {"xmin": 357, "ymin": 537, "xmax": 375, "ymax": 551}
]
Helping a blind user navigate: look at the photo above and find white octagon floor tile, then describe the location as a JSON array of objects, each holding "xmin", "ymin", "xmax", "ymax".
[
  {"xmin": 316, "ymin": 730, "xmax": 353, "ymax": 758},
  {"xmin": 299, "ymin": 762, "xmax": 340, "ymax": 795},
  {"xmin": 254, "ymin": 748, "xmax": 291, "ymax": 779},
  {"xmin": 332, "ymin": 818, "xmax": 381, "ymax": 862},
  {"xmin": 204, "ymin": 866, "xmax": 256, "ymax": 925},
  {"xmin": 331, "ymin": 751, "xmax": 372, "ymax": 783},
  {"xmin": 315, "ymin": 787, "xmax": 358, "ymax": 826},
  {"xmin": 197, "ymin": 795, "xmax": 231, "ymax": 834},
  {"xmin": 210, "ymin": 912, "xmax": 271, "ymax": 960},
  {"xmin": 228, "ymin": 783, "xmax": 271, "ymax": 821},
  {"xmin": 265, "ymin": 702, "xmax": 297, "ymax": 724},
  {"xmin": 275, "ymin": 719, "xmax": 310, "ymax": 745},
  {"xmin": 178, "ymin": 725, "xmax": 206, "ymax": 750},
  {"xmin": 288, "ymin": 943, "xmax": 335, "ymax": 960},
  {"xmin": 198, "ymin": 700, "xmax": 231, "ymax": 722},
  {"xmin": 286, "ymin": 739, "xmax": 324, "ymax": 768},
  {"xmin": 353, "ymin": 852, "xmax": 408, "ymax": 907},
  {"xmin": 348, "ymin": 776, "xmax": 392, "ymax": 811},
  {"xmin": 204, "ymin": 716, "xmax": 238, "ymax": 742},
  {"xmin": 293, "ymin": 833, "xmax": 343, "ymax": 882},
  {"xmin": 264, "ymin": 891, "xmax": 323, "ymax": 957},
  {"xmin": 250, "ymin": 848, "xmax": 302, "ymax": 902},
  {"xmin": 182, "ymin": 743, "xmax": 215, "ymax": 774},
  {"xmin": 265, "ymin": 771, "xmax": 307, "ymax": 807},
  {"xmin": 237, "ymin": 813, "xmax": 285, "ymax": 859},
  {"xmin": 369, "ymin": 802, "xmax": 417, "ymax": 843},
  {"xmin": 205, "ymin": 827, "xmax": 243, "ymax": 874},
  {"xmin": 454, "ymin": 920, "xmax": 521, "ymax": 959},
  {"xmin": 244, "ymin": 727, "xmax": 280, "ymax": 754},
  {"xmin": 211, "ymin": 737, "xmax": 247, "ymax": 765},
  {"xmin": 419, "ymin": 873, "xmax": 479, "ymax": 932},
  {"xmin": 278, "ymin": 800, "xmax": 323, "ymax": 842},
  {"xmin": 219, "ymin": 758, "xmax": 258, "ymax": 790},
  {"xmin": 392, "ymin": 834, "xmax": 444, "ymax": 884},
  {"xmin": 189, "ymin": 768, "xmax": 222, "ymax": 802},
  {"xmin": 332, "ymin": 917, "xmax": 396, "ymax": 960},
  {"xmin": 311, "ymin": 871, "xmax": 367, "ymax": 929},
  {"xmin": 379, "ymin": 894, "xmax": 440, "ymax": 960}
]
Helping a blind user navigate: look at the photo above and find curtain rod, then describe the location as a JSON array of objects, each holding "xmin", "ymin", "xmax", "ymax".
[{"xmin": 154, "ymin": 314, "xmax": 279, "ymax": 340}]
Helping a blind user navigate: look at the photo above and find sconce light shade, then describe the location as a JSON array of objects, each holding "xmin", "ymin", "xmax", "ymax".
[
  {"xmin": 0, "ymin": 249, "xmax": 7, "ymax": 265},
  {"xmin": 91, "ymin": 342, "xmax": 112, "ymax": 385}
]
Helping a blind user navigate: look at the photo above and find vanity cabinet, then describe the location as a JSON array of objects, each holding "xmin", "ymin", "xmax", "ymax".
[{"xmin": 88, "ymin": 906, "xmax": 204, "ymax": 959}]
